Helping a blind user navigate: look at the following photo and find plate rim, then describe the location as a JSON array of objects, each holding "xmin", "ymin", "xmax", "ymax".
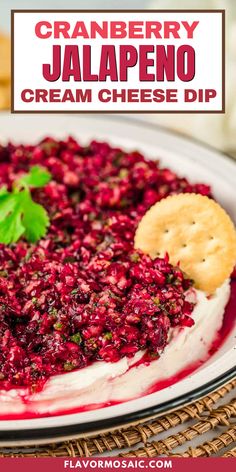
[{"xmin": 0, "ymin": 367, "xmax": 235, "ymax": 442}]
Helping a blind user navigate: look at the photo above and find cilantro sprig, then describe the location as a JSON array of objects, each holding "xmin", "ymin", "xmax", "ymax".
[{"xmin": 0, "ymin": 166, "xmax": 52, "ymax": 245}]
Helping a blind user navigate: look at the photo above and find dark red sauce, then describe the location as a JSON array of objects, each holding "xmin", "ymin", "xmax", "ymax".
[{"xmin": 0, "ymin": 280, "xmax": 235, "ymax": 420}]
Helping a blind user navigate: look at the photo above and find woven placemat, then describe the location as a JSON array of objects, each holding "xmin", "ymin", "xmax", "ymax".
[{"xmin": 0, "ymin": 379, "xmax": 235, "ymax": 458}]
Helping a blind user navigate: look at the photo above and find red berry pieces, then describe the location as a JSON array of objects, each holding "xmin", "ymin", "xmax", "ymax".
[{"xmin": 0, "ymin": 137, "xmax": 210, "ymax": 391}]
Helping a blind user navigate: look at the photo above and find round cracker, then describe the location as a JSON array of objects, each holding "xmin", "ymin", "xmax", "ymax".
[
  {"xmin": 134, "ymin": 193, "xmax": 236, "ymax": 294},
  {"xmin": 0, "ymin": 33, "xmax": 10, "ymax": 81}
]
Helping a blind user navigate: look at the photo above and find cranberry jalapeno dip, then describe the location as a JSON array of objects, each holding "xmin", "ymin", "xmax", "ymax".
[{"xmin": 0, "ymin": 137, "xmax": 233, "ymax": 416}]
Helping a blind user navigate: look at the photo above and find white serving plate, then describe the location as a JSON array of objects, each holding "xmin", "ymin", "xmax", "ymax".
[{"xmin": 0, "ymin": 113, "xmax": 235, "ymax": 446}]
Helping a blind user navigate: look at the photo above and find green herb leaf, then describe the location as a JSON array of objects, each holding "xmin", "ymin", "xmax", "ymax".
[
  {"xmin": 18, "ymin": 165, "xmax": 51, "ymax": 188},
  {"xmin": 0, "ymin": 166, "xmax": 52, "ymax": 245},
  {"xmin": 70, "ymin": 332, "xmax": 82, "ymax": 345},
  {"xmin": 0, "ymin": 186, "xmax": 9, "ymax": 197},
  {"xmin": 0, "ymin": 191, "xmax": 18, "ymax": 221},
  {"xmin": 21, "ymin": 190, "xmax": 50, "ymax": 243},
  {"xmin": 104, "ymin": 331, "xmax": 112, "ymax": 340},
  {"xmin": 54, "ymin": 322, "xmax": 63, "ymax": 331},
  {"xmin": 64, "ymin": 361, "xmax": 75, "ymax": 371},
  {"xmin": 0, "ymin": 201, "xmax": 25, "ymax": 244}
]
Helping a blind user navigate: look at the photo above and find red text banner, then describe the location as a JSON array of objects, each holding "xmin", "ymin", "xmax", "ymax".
[{"xmin": 0, "ymin": 457, "xmax": 235, "ymax": 471}]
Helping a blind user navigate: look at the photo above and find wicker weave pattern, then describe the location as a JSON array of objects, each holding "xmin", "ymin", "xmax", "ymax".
[
  {"xmin": 0, "ymin": 380, "xmax": 235, "ymax": 457},
  {"xmin": 171, "ymin": 427, "xmax": 236, "ymax": 457},
  {"xmin": 223, "ymin": 446, "xmax": 236, "ymax": 457},
  {"xmin": 121, "ymin": 400, "xmax": 236, "ymax": 456}
]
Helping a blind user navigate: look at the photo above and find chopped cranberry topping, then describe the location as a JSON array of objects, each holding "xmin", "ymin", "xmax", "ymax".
[{"xmin": 0, "ymin": 138, "xmax": 211, "ymax": 391}]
